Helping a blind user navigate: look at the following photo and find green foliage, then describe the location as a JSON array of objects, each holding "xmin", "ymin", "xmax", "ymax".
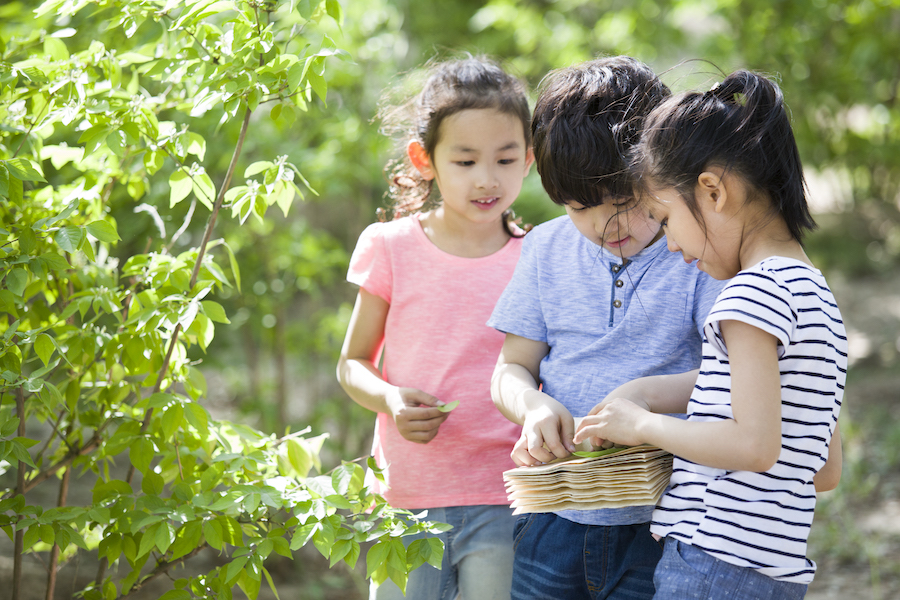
[{"xmin": 0, "ymin": 1, "xmax": 440, "ymax": 598}]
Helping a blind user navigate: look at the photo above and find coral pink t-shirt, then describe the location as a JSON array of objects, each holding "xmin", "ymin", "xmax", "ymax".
[{"xmin": 347, "ymin": 214, "xmax": 523, "ymax": 508}]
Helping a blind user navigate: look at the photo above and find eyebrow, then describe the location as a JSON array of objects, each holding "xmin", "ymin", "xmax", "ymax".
[{"xmin": 449, "ymin": 141, "xmax": 522, "ymax": 153}]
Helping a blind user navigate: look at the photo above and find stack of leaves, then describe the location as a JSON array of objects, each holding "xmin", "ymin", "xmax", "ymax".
[{"xmin": 503, "ymin": 445, "xmax": 673, "ymax": 513}]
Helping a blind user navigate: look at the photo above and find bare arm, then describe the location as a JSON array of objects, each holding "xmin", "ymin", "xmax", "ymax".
[
  {"xmin": 575, "ymin": 320, "xmax": 783, "ymax": 472},
  {"xmin": 574, "ymin": 370, "xmax": 698, "ymax": 449},
  {"xmin": 336, "ymin": 288, "xmax": 448, "ymax": 444},
  {"xmin": 598, "ymin": 370, "xmax": 699, "ymax": 414},
  {"xmin": 491, "ymin": 333, "xmax": 575, "ymax": 465},
  {"xmin": 814, "ymin": 421, "xmax": 842, "ymax": 492}
]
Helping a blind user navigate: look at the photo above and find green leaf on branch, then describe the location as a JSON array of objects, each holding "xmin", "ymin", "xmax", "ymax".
[
  {"xmin": 169, "ymin": 521, "xmax": 202, "ymax": 560},
  {"xmin": 201, "ymin": 300, "xmax": 230, "ymax": 323},
  {"xmin": 291, "ymin": 521, "xmax": 318, "ymax": 551},
  {"xmin": 325, "ymin": 0, "xmax": 343, "ymax": 26},
  {"xmin": 18, "ymin": 227, "xmax": 37, "ymax": 254},
  {"xmin": 55, "ymin": 226, "xmax": 84, "ymax": 253},
  {"xmin": 193, "ymin": 171, "xmax": 216, "ymax": 210},
  {"xmin": 129, "ymin": 438, "xmax": 154, "ymax": 475},
  {"xmin": 169, "ymin": 169, "xmax": 193, "ymax": 207},
  {"xmin": 85, "ymin": 220, "xmax": 120, "ymax": 242},
  {"xmin": 3, "ymin": 158, "xmax": 46, "ymax": 182},
  {"xmin": 331, "ymin": 462, "xmax": 363, "ymax": 496},
  {"xmin": 161, "ymin": 403, "xmax": 184, "ymax": 440},
  {"xmin": 203, "ymin": 519, "xmax": 223, "ymax": 551},
  {"xmin": 408, "ymin": 537, "xmax": 443, "ymax": 571},
  {"xmin": 263, "ymin": 567, "xmax": 281, "ymax": 600},
  {"xmin": 141, "ymin": 471, "xmax": 164, "ymax": 496},
  {"xmin": 223, "ymin": 556, "xmax": 249, "ymax": 585},
  {"xmin": 5, "ymin": 268, "xmax": 28, "ymax": 297},
  {"xmin": 158, "ymin": 590, "xmax": 191, "ymax": 600},
  {"xmin": 34, "ymin": 333, "xmax": 55, "ymax": 366}
]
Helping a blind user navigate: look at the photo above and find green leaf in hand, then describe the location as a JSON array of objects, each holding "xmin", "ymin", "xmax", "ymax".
[
  {"xmin": 572, "ymin": 447, "xmax": 626, "ymax": 458},
  {"xmin": 436, "ymin": 400, "xmax": 459, "ymax": 413}
]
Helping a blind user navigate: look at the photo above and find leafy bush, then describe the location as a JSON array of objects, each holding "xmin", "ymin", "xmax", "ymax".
[{"xmin": 0, "ymin": 1, "xmax": 442, "ymax": 598}]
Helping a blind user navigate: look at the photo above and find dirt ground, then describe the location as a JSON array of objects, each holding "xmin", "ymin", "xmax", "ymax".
[{"xmin": 2, "ymin": 272, "xmax": 899, "ymax": 599}]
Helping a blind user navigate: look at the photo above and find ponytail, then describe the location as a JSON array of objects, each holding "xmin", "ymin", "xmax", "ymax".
[{"xmin": 634, "ymin": 70, "xmax": 815, "ymax": 242}]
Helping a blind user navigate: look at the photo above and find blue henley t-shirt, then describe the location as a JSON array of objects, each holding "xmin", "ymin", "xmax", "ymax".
[{"xmin": 488, "ymin": 215, "xmax": 726, "ymax": 526}]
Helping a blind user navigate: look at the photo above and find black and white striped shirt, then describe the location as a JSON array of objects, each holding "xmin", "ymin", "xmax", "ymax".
[{"xmin": 650, "ymin": 257, "xmax": 848, "ymax": 584}]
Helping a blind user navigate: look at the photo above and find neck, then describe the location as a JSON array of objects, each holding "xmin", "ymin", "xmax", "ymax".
[
  {"xmin": 420, "ymin": 207, "xmax": 511, "ymax": 258},
  {"xmin": 739, "ymin": 214, "xmax": 813, "ymax": 270}
]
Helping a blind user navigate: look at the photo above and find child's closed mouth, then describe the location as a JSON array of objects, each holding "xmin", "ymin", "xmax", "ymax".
[{"xmin": 605, "ymin": 236, "xmax": 630, "ymax": 249}]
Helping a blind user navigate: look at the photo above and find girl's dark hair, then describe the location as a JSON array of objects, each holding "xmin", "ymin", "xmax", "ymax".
[
  {"xmin": 377, "ymin": 55, "xmax": 532, "ymax": 236},
  {"xmin": 632, "ymin": 69, "xmax": 816, "ymax": 242},
  {"xmin": 532, "ymin": 55, "xmax": 671, "ymax": 207}
]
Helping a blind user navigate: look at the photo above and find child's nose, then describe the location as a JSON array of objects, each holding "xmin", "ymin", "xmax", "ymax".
[
  {"xmin": 666, "ymin": 236, "xmax": 680, "ymax": 252},
  {"xmin": 477, "ymin": 165, "xmax": 499, "ymax": 189},
  {"xmin": 596, "ymin": 209, "xmax": 618, "ymax": 234}
]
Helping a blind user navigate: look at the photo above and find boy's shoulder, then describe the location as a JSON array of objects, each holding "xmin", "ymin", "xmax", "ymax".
[{"xmin": 524, "ymin": 215, "xmax": 581, "ymax": 248}]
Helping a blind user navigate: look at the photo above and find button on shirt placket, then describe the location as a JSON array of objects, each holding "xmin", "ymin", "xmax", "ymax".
[{"xmin": 609, "ymin": 262, "xmax": 625, "ymax": 326}]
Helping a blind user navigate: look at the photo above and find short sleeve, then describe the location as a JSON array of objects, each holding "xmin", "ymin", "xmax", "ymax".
[
  {"xmin": 347, "ymin": 223, "xmax": 392, "ymax": 303},
  {"xmin": 692, "ymin": 273, "xmax": 727, "ymax": 339},
  {"xmin": 704, "ymin": 270, "xmax": 794, "ymax": 358},
  {"xmin": 487, "ymin": 232, "xmax": 548, "ymax": 342}
]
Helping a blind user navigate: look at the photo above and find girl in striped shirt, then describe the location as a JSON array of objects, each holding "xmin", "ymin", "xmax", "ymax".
[{"xmin": 573, "ymin": 70, "xmax": 848, "ymax": 599}]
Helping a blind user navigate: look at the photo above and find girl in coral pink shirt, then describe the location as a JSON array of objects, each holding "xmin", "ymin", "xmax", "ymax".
[{"xmin": 337, "ymin": 56, "xmax": 534, "ymax": 600}]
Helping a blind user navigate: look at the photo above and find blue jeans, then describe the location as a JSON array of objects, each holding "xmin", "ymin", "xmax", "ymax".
[
  {"xmin": 511, "ymin": 512, "xmax": 662, "ymax": 600},
  {"xmin": 653, "ymin": 538, "xmax": 808, "ymax": 599},
  {"xmin": 370, "ymin": 505, "xmax": 516, "ymax": 600}
]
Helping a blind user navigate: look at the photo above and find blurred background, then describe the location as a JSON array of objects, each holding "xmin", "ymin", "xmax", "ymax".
[{"xmin": 3, "ymin": 0, "xmax": 899, "ymax": 598}]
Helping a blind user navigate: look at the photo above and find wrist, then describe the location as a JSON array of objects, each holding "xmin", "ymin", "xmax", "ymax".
[
  {"xmin": 384, "ymin": 386, "xmax": 405, "ymax": 415},
  {"xmin": 519, "ymin": 387, "xmax": 552, "ymax": 413},
  {"xmin": 634, "ymin": 410, "xmax": 659, "ymax": 446}
]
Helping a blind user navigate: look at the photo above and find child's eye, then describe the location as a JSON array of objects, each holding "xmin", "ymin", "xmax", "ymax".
[
  {"xmin": 498, "ymin": 158, "xmax": 517, "ymax": 165},
  {"xmin": 454, "ymin": 160, "xmax": 475, "ymax": 167},
  {"xmin": 659, "ymin": 218, "xmax": 668, "ymax": 227}
]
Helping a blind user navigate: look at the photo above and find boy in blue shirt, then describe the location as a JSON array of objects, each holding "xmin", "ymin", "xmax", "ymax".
[{"xmin": 488, "ymin": 56, "xmax": 726, "ymax": 600}]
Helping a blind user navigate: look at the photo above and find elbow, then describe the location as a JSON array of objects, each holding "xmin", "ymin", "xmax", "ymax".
[
  {"xmin": 490, "ymin": 368, "xmax": 505, "ymax": 410},
  {"xmin": 742, "ymin": 435, "xmax": 781, "ymax": 472},
  {"xmin": 814, "ymin": 468, "xmax": 841, "ymax": 492},
  {"xmin": 336, "ymin": 356, "xmax": 351, "ymax": 388}
]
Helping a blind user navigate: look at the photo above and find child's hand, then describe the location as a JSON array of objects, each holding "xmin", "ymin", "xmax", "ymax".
[
  {"xmin": 386, "ymin": 387, "xmax": 450, "ymax": 444},
  {"xmin": 573, "ymin": 398, "xmax": 649, "ymax": 448},
  {"xmin": 511, "ymin": 392, "xmax": 576, "ymax": 466}
]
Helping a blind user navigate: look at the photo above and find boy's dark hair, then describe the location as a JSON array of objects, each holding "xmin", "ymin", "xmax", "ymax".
[
  {"xmin": 378, "ymin": 55, "xmax": 531, "ymax": 233},
  {"xmin": 632, "ymin": 69, "xmax": 815, "ymax": 242},
  {"xmin": 532, "ymin": 56, "xmax": 670, "ymax": 207}
]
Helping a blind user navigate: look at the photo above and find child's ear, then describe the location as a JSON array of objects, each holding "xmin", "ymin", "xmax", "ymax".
[
  {"xmin": 697, "ymin": 169, "xmax": 728, "ymax": 214},
  {"xmin": 407, "ymin": 140, "xmax": 434, "ymax": 180},
  {"xmin": 524, "ymin": 147, "xmax": 536, "ymax": 175}
]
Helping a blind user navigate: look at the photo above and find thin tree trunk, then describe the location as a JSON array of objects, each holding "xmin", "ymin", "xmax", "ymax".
[
  {"xmin": 12, "ymin": 386, "xmax": 26, "ymax": 600},
  {"xmin": 45, "ymin": 458, "xmax": 71, "ymax": 600},
  {"xmin": 275, "ymin": 300, "xmax": 288, "ymax": 426}
]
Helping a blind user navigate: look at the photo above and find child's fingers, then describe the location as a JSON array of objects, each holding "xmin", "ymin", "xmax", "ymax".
[
  {"xmin": 511, "ymin": 430, "xmax": 558, "ymax": 465},
  {"xmin": 573, "ymin": 421, "xmax": 604, "ymax": 445},
  {"xmin": 511, "ymin": 435, "xmax": 543, "ymax": 466},
  {"xmin": 397, "ymin": 413, "xmax": 448, "ymax": 443},
  {"xmin": 402, "ymin": 389, "xmax": 442, "ymax": 407},
  {"xmin": 559, "ymin": 414, "xmax": 577, "ymax": 454}
]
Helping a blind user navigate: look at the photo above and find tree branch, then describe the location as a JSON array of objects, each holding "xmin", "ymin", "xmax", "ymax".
[{"xmin": 118, "ymin": 544, "xmax": 209, "ymax": 599}]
